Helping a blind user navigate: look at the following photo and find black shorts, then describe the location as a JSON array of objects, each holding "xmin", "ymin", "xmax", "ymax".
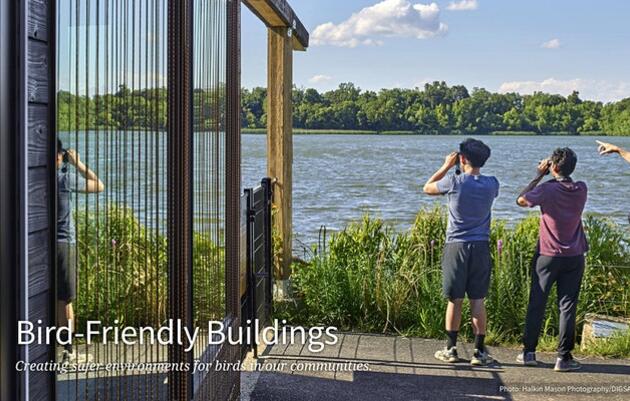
[
  {"xmin": 57, "ymin": 242, "xmax": 77, "ymax": 302},
  {"xmin": 441, "ymin": 241, "xmax": 492, "ymax": 300}
]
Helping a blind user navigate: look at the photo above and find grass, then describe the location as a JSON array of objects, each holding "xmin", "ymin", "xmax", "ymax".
[
  {"xmin": 583, "ymin": 330, "xmax": 630, "ymax": 358},
  {"xmin": 74, "ymin": 206, "xmax": 225, "ymax": 332},
  {"xmin": 278, "ymin": 208, "xmax": 630, "ymax": 357},
  {"xmin": 71, "ymin": 205, "xmax": 630, "ymax": 357}
]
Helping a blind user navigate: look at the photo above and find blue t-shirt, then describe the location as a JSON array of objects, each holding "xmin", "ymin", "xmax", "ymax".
[
  {"xmin": 57, "ymin": 169, "xmax": 87, "ymax": 243},
  {"xmin": 436, "ymin": 173, "xmax": 499, "ymax": 243}
]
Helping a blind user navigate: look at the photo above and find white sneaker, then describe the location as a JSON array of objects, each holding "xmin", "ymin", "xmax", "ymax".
[
  {"xmin": 434, "ymin": 346, "xmax": 460, "ymax": 363},
  {"xmin": 471, "ymin": 348, "xmax": 493, "ymax": 366},
  {"xmin": 61, "ymin": 349, "xmax": 93, "ymax": 364}
]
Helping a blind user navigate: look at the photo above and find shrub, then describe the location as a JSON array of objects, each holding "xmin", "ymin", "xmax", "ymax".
[
  {"xmin": 74, "ymin": 206, "xmax": 224, "ymax": 331},
  {"xmin": 285, "ymin": 208, "xmax": 630, "ymax": 354}
]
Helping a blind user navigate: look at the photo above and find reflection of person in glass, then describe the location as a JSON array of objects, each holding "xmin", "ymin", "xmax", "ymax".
[{"xmin": 57, "ymin": 139, "xmax": 104, "ymax": 363}]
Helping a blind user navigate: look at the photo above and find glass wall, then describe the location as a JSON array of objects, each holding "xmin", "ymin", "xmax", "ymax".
[
  {"xmin": 57, "ymin": 0, "xmax": 169, "ymax": 397},
  {"xmin": 191, "ymin": 0, "xmax": 228, "ymax": 396}
]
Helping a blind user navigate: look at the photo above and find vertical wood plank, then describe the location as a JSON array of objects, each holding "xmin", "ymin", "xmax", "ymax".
[
  {"xmin": 27, "ymin": 291, "xmax": 50, "ymax": 360},
  {"xmin": 27, "ymin": 355, "xmax": 53, "ymax": 401},
  {"xmin": 267, "ymin": 27, "xmax": 293, "ymax": 280},
  {"xmin": 26, "ymin": 28, "xmax": 55, "ymax": 401},
  {"xmin": 28, "ymin": 166, "xmax": 49, "ymax": 233},
  {"xmin": 28, "ymin": 104, "xmax": 48, "ymax": 167},
  {"xmin": 27, "ymin": 39, "xmax": 49, "ymax": 104},
  {"xmin": 28, "ymin": 228, "xmax": 50, "ymax": 297},
  {"xmin": 28, "ymin": 0, "xmax": 49, "ymax": 42}
]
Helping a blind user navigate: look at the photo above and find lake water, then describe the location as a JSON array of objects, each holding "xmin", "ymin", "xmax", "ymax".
[
  {"xmin": 242, "ymin": 135, "xmax": 630, "ymax": 248},
  {"xmin": 59, "ymin": 132, "xmax": 630, "ymax": 249}
]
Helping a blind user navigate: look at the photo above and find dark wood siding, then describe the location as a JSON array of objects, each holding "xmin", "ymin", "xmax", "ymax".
[
  {"xmin": 28, "ymin": 354, "xmax": 54, "ymax": 401},
  {"xmin": 28, "ymin": 0, "xmax": 49, "ymax": 42},
  {"xmin": 28, "ymin": 167, "xmax": 49, "ymax": 232},
  {"xmin": 27, "ymin": 0, "xmax": 54, "ymax": 400},
  {"xmin": 29, "ymin": 104, "xmax": 49, "ymax": 167},
  {"xmin": 27, "ymin": 40, "xmax": 49, "ymax": 104},
  {"xmin": 29, "ymin": 228, "xmax": 51, "ymax": 297}
]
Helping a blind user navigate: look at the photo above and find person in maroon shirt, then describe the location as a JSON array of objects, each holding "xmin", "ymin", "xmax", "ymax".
[{"xmin": 515, "ymin": 148, "xmax": 588, "ymax": 372}]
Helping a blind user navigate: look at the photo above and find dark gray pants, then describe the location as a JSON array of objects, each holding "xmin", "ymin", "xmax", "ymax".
[
  {"xmin": 523, "ymin": 254, "xmax": 585, "ymax": 359},
  {"xmin": 57, "ymin": 241, "xmax": 77, "ymax": 302},
  {"xmin": 441, "ymin": 241, "xmax": 492, "ymax": 300}
]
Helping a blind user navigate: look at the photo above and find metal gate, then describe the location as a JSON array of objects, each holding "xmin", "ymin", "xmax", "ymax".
[{"xmin": 241, "ymin": 178, "xmax": 273, "ymax": 357}]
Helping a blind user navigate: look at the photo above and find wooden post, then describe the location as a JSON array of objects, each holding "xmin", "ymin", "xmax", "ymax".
[
  {"xmin": 267, "ymin": 27, "xmax": 293, "ymax": 281},
  {"xmin": 168, "ymin": 0, "xmax": 194, "ymax": 399}
]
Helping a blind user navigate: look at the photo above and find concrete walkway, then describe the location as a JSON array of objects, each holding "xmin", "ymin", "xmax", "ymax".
[{"xmin": 241, "ymin": 333, "xmax": 630, "ymax": 401}]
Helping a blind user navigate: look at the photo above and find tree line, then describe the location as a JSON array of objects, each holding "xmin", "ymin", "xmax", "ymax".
[
  {"xmin": 244, "ymin": 82, "xmax": 630, "ymax": 135},
  {"xmin": 57, "ymin": 86, "xmax": 223, "ymax": 132},
  {"xmin": 58, "ymin": 82, "xmax": 630, "ymax": 135}
]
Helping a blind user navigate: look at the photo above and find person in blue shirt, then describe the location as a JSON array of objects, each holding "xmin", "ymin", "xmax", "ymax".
[
  {"xmin": 423, "ymin": 138, "xmax": 499, "ymax": 366},
  {"xmin": 57, "ymin": 139, "xmax": 104, "ymax": 363}
]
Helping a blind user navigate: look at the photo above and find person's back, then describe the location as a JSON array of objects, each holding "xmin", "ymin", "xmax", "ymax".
[
  {"xmin": 57, "ymin": 169, "xmax": 79, "ymax": 243},
  {"xmin": 516, "ymin": 147, "xmax": 589, "ymax": 372},
  {"xmin": 441, "ymin": 173, "xmax": 499, "ymax": 243},
  {"xmin": 527, "ymin": 179, "xmax": 588, "ymax": 257},
  {"xmin": 55, "ymin": 140, "xmax": 103, "ymax": 364},
  {"xmin": 423, "ymin": 138, "xmax": 499, "ymax": 367}
]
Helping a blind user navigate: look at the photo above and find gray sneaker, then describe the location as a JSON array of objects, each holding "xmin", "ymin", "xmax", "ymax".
[
  {"xmin": 554, "ymin": 356, "xmax": 581, "ymax": 372},
  {"xmin": 471, "ymin": 348, "xmax": 493, "ymax": 366},
  {"xmin": 516, "ymin": 351, "xmax": 538, "ymax": 366},
  {"xmin": 434, "ymin": 346, "xmax": 460, "ymax": 363}
]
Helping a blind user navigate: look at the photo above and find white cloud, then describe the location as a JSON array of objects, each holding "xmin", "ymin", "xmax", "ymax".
[
  {"xmin": 311, "ymin": 0, "xmax": 448, "ymax": 48},
  {"xmin": 498, "ymin": 78, "xmax": 630, "ymax": 103},
  {"xmin": 499, "ymin": 78, "xmax": 581, "ymax": 95},
  {"xmin": 541, "ymin": 38, "xmax": 561, "ymax": 49},
  {"xmin": 446, "ymin": 0, "xmax": 478, "ymax": 11},
  {"xmin": 413, "ymin": 77, "xmax": 436, "ymax": 88},
  {"xmin": 309, "ymin": 74, "xmax": 333, "ymax": 84}
]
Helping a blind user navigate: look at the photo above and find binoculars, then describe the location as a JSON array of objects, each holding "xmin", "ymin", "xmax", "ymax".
[{"xmin": 455, "ymin": 152, "xmax": 461, "ymax": 175}]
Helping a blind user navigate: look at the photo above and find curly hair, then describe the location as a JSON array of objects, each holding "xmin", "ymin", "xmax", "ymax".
[{"xmin": 550, "ymin": 147, "xmax": 577, "ymax": 177}]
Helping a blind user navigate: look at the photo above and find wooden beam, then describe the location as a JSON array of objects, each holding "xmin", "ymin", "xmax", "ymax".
[
  {"xmin": 243, "ymin": 0, "xmax": 309, "ymax": 50},
  {"xmin": 267, "ymin": 27, "xmax": 293, "ymax": 280}
]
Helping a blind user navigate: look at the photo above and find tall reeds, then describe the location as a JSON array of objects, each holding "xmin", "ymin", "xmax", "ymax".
[{"xmin": 287, "ymin": 208, "xmax": 630, "ymax": 353}]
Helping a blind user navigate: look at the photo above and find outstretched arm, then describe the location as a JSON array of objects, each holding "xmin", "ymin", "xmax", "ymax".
[
  {"xmin": 66, "ymin": 149, "xmax": 105, "ymax": 193},
  {"xmin": 516, "ymin": 159, "xmax": 549, "ymax": 207},
  {"xmin": 423, "ymin": 152, "xmax": 458, "ymax": 196},
  {"xmin": 597, "ymin": 141, "xmax": 630, "ymax": 164}
]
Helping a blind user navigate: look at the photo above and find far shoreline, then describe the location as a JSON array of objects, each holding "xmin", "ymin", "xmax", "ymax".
[{"xmin": 242, "ymin": 128, "xmax": 625, "ymax": 136}]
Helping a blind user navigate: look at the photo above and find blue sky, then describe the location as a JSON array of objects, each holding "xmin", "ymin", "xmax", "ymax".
[{"xmin": 242, "ymin": 0, "xmax": 630, "ymax": 102}]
